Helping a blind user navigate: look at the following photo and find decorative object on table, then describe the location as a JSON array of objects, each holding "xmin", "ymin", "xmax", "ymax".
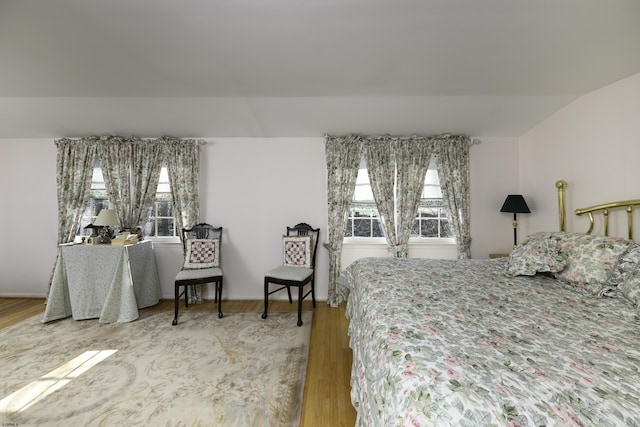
[
  {"xmin": 93, "ymin": 209, "xmax": 118, "ymax": 244},
  {"xmin": 3, "ymin": 311, "xmax": 311, "ymax": 426},
  {"xmin": 500, "ymin": 194, "xmax": 531, "ymax": 247},
  {"xmin": 84, "ymin": 223, "xmax": 98, "ymax": 241}
]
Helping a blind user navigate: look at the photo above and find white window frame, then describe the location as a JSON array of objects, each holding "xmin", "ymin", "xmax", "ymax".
[
  {"xmin": 143, "ymin": 165, "xmax": 180, "ymax": 244},
  {"xmin": 344, "ymin": 156, "xmax": 455, "ymax": 247}
]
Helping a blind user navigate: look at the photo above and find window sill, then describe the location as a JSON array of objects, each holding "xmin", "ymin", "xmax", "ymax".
[
  {"xmin": 342, "ymin": 238, "xmax": 456, "ymax": 246},
  {"xmin": 147, "ymin": 237, "xmax": 181, "ymax": 248}
]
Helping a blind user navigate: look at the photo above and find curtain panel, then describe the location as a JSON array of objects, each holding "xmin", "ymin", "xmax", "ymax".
[
  {"xmin": 164, "ymin": 137, "xmax": 204, "ymax": 304},
  {"xmin": 98, "ymin": 136, "xmax": 164, "ymax": 232},
  {"xmin": 434, "ymin": 134, "xmax": 473, "ymax": 259},
  {"xmin": 55, "ymin": 138, "xmax": 99, "ymax": 245},
  {"xmin": 394, "ymin": 136, "xmax": 432, "ymax": 257},
  {"xmin": 324, "ymin": 134, "xmax": 363, "ymax": 307}
]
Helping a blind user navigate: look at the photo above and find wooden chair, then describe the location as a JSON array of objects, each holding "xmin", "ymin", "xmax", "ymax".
[
  {"xmin": 262, "ymin": 223, "xmax": 319, "ymax": 326},
  {"xmin": 173, "ymin": 223, "xmax": 223, "ymax": 325}
]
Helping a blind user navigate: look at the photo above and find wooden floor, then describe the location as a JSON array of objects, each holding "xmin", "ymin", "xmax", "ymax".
[{"xmin": 0, "ymin": 297, "xmax": 357, "ymax": 427}]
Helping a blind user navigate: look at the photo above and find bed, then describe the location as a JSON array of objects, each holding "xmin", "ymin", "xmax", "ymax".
[{"xmin": 344, "ymin": 181, "xmax": 640, "ymax": 426}]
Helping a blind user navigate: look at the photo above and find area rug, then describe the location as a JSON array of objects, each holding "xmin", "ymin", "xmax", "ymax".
[{"xmin": 0, "ymin": 310, "xmax": 312, "ymax": 426}]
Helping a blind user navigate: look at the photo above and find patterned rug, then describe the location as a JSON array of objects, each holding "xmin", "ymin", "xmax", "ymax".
[{"xmin": 0, "ymin": 310, "xmax": 312, "ymax": 426}]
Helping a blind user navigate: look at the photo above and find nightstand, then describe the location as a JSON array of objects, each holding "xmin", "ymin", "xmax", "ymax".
[{"xmin": 489, "ymin": 253, "xmax": 510, "ymax": 259}]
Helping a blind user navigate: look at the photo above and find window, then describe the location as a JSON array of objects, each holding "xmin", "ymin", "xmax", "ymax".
[
  {"xmin": 344, "ymin": 167, "xmax": 384, "ymax": 238},
  {"xmin": 78, "ymin": 165, "xmax": 109, "ymax": 236},
  {"xmin": 412, "ymin": 159, "xmax": 453, "ymax": 239},
  {"xmin": 78, "ymin": 162, "xmax": 177, "ymax": 238},
  {"xmin": 143, "ymin": 166, "xmax": 176, "ymax": 238},
  {"xmin": 344, "ymin": 156, "xmax": 453, "ymax": 239}
]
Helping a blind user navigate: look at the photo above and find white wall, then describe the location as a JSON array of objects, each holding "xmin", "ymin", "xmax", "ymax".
[
  {"xmin": 520, "ymin": 72, "xmax": 640, "ymax": 238},
  {"xmin": 469, "ymin": 137, "xmax": 521, "ymax": 256},
  {"xmin": 0, "ymin": 139, "xmax": 59, "ymax": 297},
  {"xmin": 0, "ymin": 136, "xmax": 518, "ymax": 299}
]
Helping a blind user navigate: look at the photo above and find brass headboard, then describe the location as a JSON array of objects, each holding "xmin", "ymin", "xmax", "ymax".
[{"xmin": 556, "ymin": 179, "xmax": 640, "ymax": 239}]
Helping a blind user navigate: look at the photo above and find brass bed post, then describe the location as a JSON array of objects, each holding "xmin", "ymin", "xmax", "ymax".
[{"xmin": 556, "ymin": 180, "xmax": 567, "ymax": 232}]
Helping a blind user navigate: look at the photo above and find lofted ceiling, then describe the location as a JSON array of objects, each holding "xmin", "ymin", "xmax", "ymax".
[{"xmin": 1, "ymin": 0, "xmax": 639, "ymax": 138}]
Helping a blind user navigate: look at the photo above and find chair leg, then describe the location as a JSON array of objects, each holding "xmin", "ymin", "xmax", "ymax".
[
  {"xmin": 286, "ymin": 285, "xmax": 293, "ymax": 303},
  {"xmin": 217, "ymin": 278, "xmax": 223, "ymax": 318},
  {"xmin": 297, "ymin": 285, "xmax": 304, "ymax": 327},
  {"xmin": 172, "ymin": 284, "xmax": 180, "ymax": 326},
  {"xmin": 261, "ymin": 278, "xmax": 269, "ymax": 319},
  {"xmin": 311, "ymin": 276, "xmax": 316, "ymax": 308}
]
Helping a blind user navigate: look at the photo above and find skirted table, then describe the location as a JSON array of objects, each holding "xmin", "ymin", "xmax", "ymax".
[{"xmin": 43, "ymin": 240, "xmax": 162, "ymax": 323}]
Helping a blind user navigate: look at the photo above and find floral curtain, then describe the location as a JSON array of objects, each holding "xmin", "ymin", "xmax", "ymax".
[
  {"xmin": 99, "ymin": 136, "xmax": 163, "ymax": 231},
  {"xmin": 52, "ymin": 136, "xmax": 204, "ymax": 304},
  {"xmin": 364, "ymin": 136, "xmax": 432, "ymax": 257},
  {"xmin": 55, "ymin": 138, "xmax": 98, "ymax": 244},
  {"xmin": 434, "ymin": 134, "xmax": 472, "ymax": 259},
  {"xmin": 325, "ymin": 134, "xmax": 362, "ymax": 307},
  {"xmin": 325, "ymin": 133, "xmax": 472, "ymax": 306},
  {"xmin": 394, "ymin": 136, "xmax": 432, "ymax": 257},
  {"xmin": 165, "ymin": 137, "xmax": 203, "ymax": 304},
  {"xmin": 364, "ymin": 136, "xmax": 399, "ymax": 256}
]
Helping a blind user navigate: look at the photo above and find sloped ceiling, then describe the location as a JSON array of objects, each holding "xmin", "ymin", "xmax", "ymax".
[{"xmin": 1, "ymin": 0, "xmax": 639, "ymax": 138}]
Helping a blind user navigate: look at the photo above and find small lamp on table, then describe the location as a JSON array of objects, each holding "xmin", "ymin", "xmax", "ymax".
[
  {"xmin": 500, "ymin": 194, "xmax": 531, "ymax": 247},
  {"xmin": 93, "ymin": 209, "xmax": 118, "ymax": 244}
]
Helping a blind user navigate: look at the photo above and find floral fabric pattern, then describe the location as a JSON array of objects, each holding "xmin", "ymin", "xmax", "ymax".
[
  {"xmin": 553, "ymin": 232, "xmax": 634, "ymax": 287},
  {"xmin": 434, "ymin": 135, "xmax": 472, "ymax": 259},
  {"xmin": 504, "ymin": 232, "xmax": 567, "ymax": 276},
  {"xmin": 345, "ymin": 257, "xmax": 640, "ymax": 427},
  {"xmin": 324, "ymin": 135, "xmax": 363, "ymax": 307}
]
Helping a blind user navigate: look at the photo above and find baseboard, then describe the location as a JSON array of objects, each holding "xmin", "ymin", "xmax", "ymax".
[{"xmin": 0, "ymin": 293, "xmax": 47, "ymax": 298}]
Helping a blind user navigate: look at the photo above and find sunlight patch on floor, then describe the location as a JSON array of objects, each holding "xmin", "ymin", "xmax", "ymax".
[{"xmin": 0, "ymin": 350, "xmax": 117, "ymax": 414}]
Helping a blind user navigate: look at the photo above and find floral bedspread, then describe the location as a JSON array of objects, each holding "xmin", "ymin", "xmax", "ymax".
[{"xmin": 344, "ymin": 257, "xmax": 640, "ymax": 427}]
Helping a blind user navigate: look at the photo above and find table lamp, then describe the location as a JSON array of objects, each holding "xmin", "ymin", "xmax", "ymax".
[
  {"xmin": 93, "ymin": 209, "xmax": 118, "ymax": 243},
  {"xmin": 500, "ymin": 195, "xmax": 531, "ymax": 247}
]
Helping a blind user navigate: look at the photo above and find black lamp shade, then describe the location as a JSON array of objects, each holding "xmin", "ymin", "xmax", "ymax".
[{"xmin": 500, "ymin": 195, "xmax": 531, "ymax": 214}]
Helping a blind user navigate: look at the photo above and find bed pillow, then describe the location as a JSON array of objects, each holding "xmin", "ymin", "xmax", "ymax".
[
  {"xmin": 619, "ymin": 267, "xmax": 640, "ymax": 308},
  {"xmin": 554, "ymin": 232, "xmax": 634, "ymax": 286},
  {"xmin": 504, "ymin": 232, "xmax": 567, "ymax": 276},
  {"xmin": 283, "ymin": 235, "xmax": 312, "ymax": 268},
  {"xmin": 183, "ymin": 238, "xmax": 220, "ymax": 269},
  {"xmin": 606, "ymin": 243, "xmax": 640, "ymax": 287}
]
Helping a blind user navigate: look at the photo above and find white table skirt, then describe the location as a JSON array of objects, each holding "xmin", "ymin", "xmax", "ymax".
[{"xmin": 43, "ymin": 240, "xmax": 162, "ymax": 323}]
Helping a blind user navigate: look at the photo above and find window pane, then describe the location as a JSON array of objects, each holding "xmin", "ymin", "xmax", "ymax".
[
  {"xmin": 156, "ymin": 218, "xmax": 174, "ymax": 237},
  {"xmin": 441, "ymin": 220, "xmax": 453, "ymax": 238},
  {"xmin": 354, "ymin": 185, "xmax": 374, "ymax": 201},
  {"xmin": 345, "ymin": 218, "xmax": 353, "ymax": 237},
  {"xmin": 372, "ymin": 218, "xmax": 384, "ymax": 237},
  {"xmin": 422, "ymin": 219, "xmax": 439, "ymax": 237},
  {"xmin": 156, "ymin": 200, "xmax": 173, "ymax": 217},
  {"xmin": 353, "ymin": 218, "xmax": 371, "ymax": 237},
  {"xmin": 353, "ymin": 168, "xmax": 374, "ymax": 202}
]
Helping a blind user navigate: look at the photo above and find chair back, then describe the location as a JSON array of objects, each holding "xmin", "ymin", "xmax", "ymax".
[
  {"xmin": 181, "ymin": 223, "xmax": 223, "ymax": 254},
  {"xmin": 286, "ymin": 223, "xmax": 320, "ymax": 269}
]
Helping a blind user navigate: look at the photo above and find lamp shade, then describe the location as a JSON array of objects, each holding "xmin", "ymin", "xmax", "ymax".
[
  {"xmin": 93, "ymin": 209, "xmax": 118, "ymax": 227},
  {"xmin": 500, "ymin": 195, "xmax": 531, "ymax": 214}
]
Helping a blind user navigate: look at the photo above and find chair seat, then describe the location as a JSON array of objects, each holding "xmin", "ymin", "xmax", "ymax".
[
  {"xmin": 265, "ymin": 265, "xmax": 313, "ymax": 282},
  {"xmin": 176, "ymin": 267, "xmax": 223, "ymax": 282}
]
